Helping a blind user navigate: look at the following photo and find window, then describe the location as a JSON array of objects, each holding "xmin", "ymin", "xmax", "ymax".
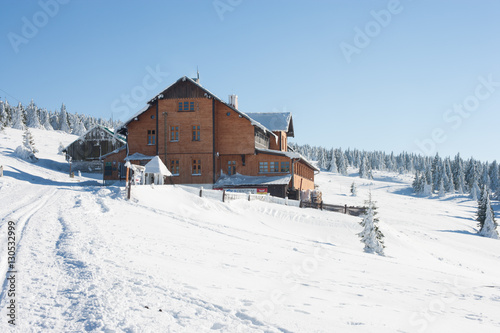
[
  {"xmin": 192, "ymin": 125, "xmax": 200, "ymax": 141},
  {"xmin": 192, "ymin": 159, "xmax": 201, "ymax": 175},
  {"xmin": 170, "ymin": 159, "xmax": 179, "ymax": 176},
  {"xmin": 170, "ymin": 126, "xmax": 179, "ymax": 141},
  {"xmin": 147, "ymin": 130, "xmax": 156, "ymax": 145},
  {"xmin": 228, "ymin": 161, "xmax": 236, "ymax": 175},
  {"xmin": 179, "ymin": 101, "xmax": 195, "ymax": 111},
  {"xmin": 281, "ymin": 161, "xmax": 290, "ymax": 172},
  {"xmin": 270, "ymin": 161, "xmax": 279, "ymax": 173},
  {"xmin": 259, "ymin": 162, "xmax": 268, "ymax": 173}
]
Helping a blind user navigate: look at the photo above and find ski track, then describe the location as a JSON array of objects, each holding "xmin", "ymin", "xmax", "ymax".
[{"xmin": 0, "ymin": 187, "xmax": 58, "ymax": 307}]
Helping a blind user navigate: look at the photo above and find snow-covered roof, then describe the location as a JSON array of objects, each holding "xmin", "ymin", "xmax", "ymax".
[
  {"xmin": 245, "ymin": 112, "xmax": 294, "ymax": 137},
  {"xmin": 214, "ymin": 173, "xmax": 292, "ymax": 187},
  {"xmin": 63, "ymin": 124, "xmax": 126, "ymax": 152},
  {"xmin": 256, "ymin": 148, "xmax": 319, "ymax": 172},
  {"xmin": 125, "ymin": 152, "xmax": 154, "ymax": 161},
  {"xmin": 117, "ymin": 76, "xmax": 277, "ymax": 139},
  {"xmin": 144, "ymin": 156, "xmax": 172, "ymax": 176},
  {"xmin": 100, "ymin": 145, "xmax": 126, "ymax": 160}
]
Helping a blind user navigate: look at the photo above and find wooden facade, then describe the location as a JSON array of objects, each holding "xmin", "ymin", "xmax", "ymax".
[
  {"xmin": 63, "ymin": 125, "xmax": 126, "ymax": 173},
  {"xmin": 112, "ymin": 76, "xmax": 318, "ymax": 197}
]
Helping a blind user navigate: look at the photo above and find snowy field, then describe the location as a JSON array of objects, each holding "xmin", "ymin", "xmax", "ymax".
[{"xmin": 1, "ymin": 128, "xmax": 500, "ymax": 332}]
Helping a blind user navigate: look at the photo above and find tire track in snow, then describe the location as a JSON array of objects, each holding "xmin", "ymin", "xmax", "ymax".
[{"xmin": 0, "ymin": 188, "xmax": 58, "ymax": 311}]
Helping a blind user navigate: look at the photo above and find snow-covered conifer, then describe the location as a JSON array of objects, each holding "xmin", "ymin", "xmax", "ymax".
[
  {"xmin": 477, "ymin": 186, "xmax": 498, "ymax": 239},
  {"xmin": 470, "ymin": 179, "xmax": 480, "ymax": 201},
  {"xmin": 358, "ymin": 193, "xmax": 384, "ymax": 255},
  {"xmin": 59, "ymin": 104, "xmax": 71, "ymax": 133},
  {"xmin": 489, "ymin": 161, "xmax": 499, "ymax": 194},
  {"xmin": 351, "ymin": 182, "xmax": 357, "ymax": 196},
  {"xmin": 23, "ymin": 128, "xmax": 38, "ymax": 154},
  {"xmin": 39, "ymin": 108, "xmax": 53, "ymax": 130},
  {"xmin": 336, "ymin": 150, "xmax": 348, "ymax": 175},
  {"xmin": 11, "ymin": 102, "xmax": 26, "ymax": 130},
  {"xmin": 25, "ymin": 99, "xmax": 42, "ymax": 128},
  {"xmin": 329, "ymin": 151, "xmax": 338, "ymax": 173},
  {"xmin": 359, "ymin": 155, "xmax": 372, "ymax": 179},
  {"xmin": 438, "ymin": 179, "xmax": 445, "ymax": 197}
]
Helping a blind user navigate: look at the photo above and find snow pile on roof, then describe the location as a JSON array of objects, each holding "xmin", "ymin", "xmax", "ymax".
[
  {"xmin": 144, "ymin": 156, "xmax": 172, "ymax": 176},
  {"xmin": 125, "ymin": 152, "xmax": 154, "ymax": 161},
  {"xmin": 246, "ymin": 112, "xmax": 291, "ymax": 132},
  {"xmin": 214, "ymin": 173, "xmax": 292, "ymax": 187}
]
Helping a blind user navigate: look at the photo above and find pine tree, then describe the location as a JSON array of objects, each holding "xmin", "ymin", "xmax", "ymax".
[
  {"xmin": 444, "ymin": 159, "xmax": 455, "ymax": 193},
  {"xmin": 25, "ymin": 99, "xmax": 42, "ymax": 128},
  {"xmin": 489, "ymin": 161, "xmax": 500, "ymax": 194},
  {"xmin": 470, "ymin": 179, "xmax": 480, "ymax": 201},
  {"xmin": 351, "ymin": 182, "xmax": 357, "ymax": 196},
  {"xmin": 329, "ymin": 151, "xmax": 338, "ymax": 173},
  {"xmin": 59, "ymin": 103, "xmax": 71, "ymax": 133},
  {"xmin": 359, "ymin": 155, "xmax": 372, "ymax": 179},
  {"xmin": 359, "ymin": 193, "xmax": 384, "ymax": 255},
  {"xmin": 336, "ymin": 150, "xmax": 348, "ymax": 175},
  {"xmin": 477, "ymin": 186, "xmax": 498, "ymax": 239},
  {"xmin": 23, "ymin": 129, "xmax": 38, "ymax": 154},
  {"xmin": 412, "ymin": 172, "xmax": 424, "ymax": 194},
  {"xmin": 11, "ymin": 102, "xmax": 26, "ymax": 130},
  {"xmin": 438, "ymin": 178, "xmax": 445, "ymax": 197}
]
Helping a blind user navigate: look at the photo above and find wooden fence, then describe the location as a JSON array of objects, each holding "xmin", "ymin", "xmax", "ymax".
[
  {"xmin": 179, "ymin": 186, "xmax": 364, "ymax": 216},
  {"xmin": 299, "ymin": 201, "xmax": 365, "ymax": 216}
]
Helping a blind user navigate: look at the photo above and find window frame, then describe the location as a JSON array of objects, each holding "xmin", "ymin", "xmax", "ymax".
[
  {"xmin": 281, "ymin": 161, "xmax": 290, "ymax": 173},
  {"xmin": 147, "ymin": 129, "xmax": 156, "ymax": 145},
  {"xmin": 259, "ymin": 161, "xmax": 269, "ymax": 173},
  {"xmin": 170, "ymin": 159, "xmax": 180, "ymax": 176},
  {"xmin": 192, "ymin": 125, "xmax": 200, "ymax": 141},
  {"xmin": 170, "ymin": 126, "xmax": 179, "ymax": 142},
  {"xmin": 192, "ymin": 159, "xmax": 202, "ymax": 175}
]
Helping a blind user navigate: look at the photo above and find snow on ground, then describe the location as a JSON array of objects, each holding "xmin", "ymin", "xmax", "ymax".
[{"xmin": 1, "ymin": 128, "xmax": 500, "ymax": 332}]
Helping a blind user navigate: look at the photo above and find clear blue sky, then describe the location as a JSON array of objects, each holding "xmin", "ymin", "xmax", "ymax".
[{"xmin": 1, "ymin": 0, "xmax": 499, "ymax": 162}]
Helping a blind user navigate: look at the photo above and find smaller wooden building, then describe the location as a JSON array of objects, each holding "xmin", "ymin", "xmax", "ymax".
[{"xmin": 63, "ymin": 125, "xmax": 126, "ymax": 173}]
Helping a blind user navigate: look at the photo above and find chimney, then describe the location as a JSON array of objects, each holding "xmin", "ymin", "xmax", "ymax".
[{"xmin": 228, "ymin": 94, "xmax": 238, "ymax": 109}]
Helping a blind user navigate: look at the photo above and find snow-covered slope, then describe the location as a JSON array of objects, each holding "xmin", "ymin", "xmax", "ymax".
[{"xmin": 0, "ymin": 128, "xmax": 499, "ymax": 332}]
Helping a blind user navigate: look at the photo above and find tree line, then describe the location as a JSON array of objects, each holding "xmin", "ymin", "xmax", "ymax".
[
  {"xmin": 288, "ymin": 143, "xmax": 500, "ymax": 200},
  {"xmin": 0, "ymin": 99, "xmax": 122, "ymax": 135}
]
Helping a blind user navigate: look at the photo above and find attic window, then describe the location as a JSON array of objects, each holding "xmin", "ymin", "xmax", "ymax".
[{"xmin": 178, "ymin": 101, "xmax": 195, "ymax": 111}]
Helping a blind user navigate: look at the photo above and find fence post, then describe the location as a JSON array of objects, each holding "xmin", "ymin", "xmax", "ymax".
[
  {"xmin": 248, "ymin": 193, "xmax": 251, "ymax": 201},
  {"xmin": 285, "ymin": 197, "xmax": 288, "ymax": 206},
  {"xmin": 344, "ymin": 204, "xmax": 347, "ymax": 214},
  {"xmin": 222, "ymin": 190, "xmax": 225, "ymax": 203},
  {"xmin": 0, "ymin": 165, "xmax": 3, "ymax": 177},
  {"xmin": 199, "ymin": 186, "xmax": 203, "ymax": 198}
]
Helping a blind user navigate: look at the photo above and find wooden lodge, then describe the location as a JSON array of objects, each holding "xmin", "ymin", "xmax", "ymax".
[
  {"xmin": 105, "ymin": 76, "xmax": 318, "ymax": 198},
  {"xmin": 63, "ymin": 125, "xmax": 126, "ymax": 173}
]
